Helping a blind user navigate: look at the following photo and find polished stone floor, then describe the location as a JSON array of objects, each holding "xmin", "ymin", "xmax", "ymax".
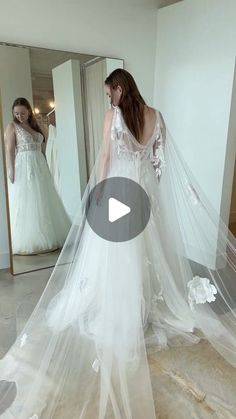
[{"xmin": 0, "ymin": 267, "xmax": 236, "ymax": 418}]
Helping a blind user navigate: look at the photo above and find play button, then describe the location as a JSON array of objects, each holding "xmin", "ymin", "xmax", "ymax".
[
  {"xmin": 85, "ymin": 177, "xmax": 151, "ymax": 242},
  {"xmin": 109, "ymin": 198, "xmax": 131, "ymax": 223}
]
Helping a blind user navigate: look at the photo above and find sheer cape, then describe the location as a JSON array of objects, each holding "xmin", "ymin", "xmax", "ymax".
[{"xmin": 0, "ymin": 106, "xmax": 235, "ymax": 418}]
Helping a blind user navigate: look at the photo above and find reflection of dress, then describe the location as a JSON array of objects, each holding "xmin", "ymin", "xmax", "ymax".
[
  {"xmin": 8, "ymin": 123, "xmax": 71, "ymax": 255},
  {"xmin": 45, "ymin": 124, "xmax": 60, "ymax": 193}
]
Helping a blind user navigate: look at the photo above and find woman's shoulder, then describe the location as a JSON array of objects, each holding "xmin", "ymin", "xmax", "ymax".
[
  {"xmin": 105, "ymin": 108, "xmax": 114, "ymax": 118},
  {"xmin": 5, "ymin": 121, "xmax": 16, "ymax": 135},
  {"xmin": 145, "ymin": 105, "xmax": 163, "ymax": 118},
  {"xmin": 7, "ymin": 121, "xmax": 16, "ymax": 129},
  {"xmin": 146, "ymin": 106, "xmax": 165, "ymax": 128}
]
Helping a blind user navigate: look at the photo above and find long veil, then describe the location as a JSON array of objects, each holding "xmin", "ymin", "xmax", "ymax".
[{"xmin": 0, "ymin": 106, "xmax": 235, "ymax": 419}]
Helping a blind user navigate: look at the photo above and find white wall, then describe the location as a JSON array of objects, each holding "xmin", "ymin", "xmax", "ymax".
[
  {"xmin": 0, "ymin": 45, "xmax": 33, "ymax": 269},
  {"xmin": 52, "ymin": 59, "xmax": 86, "ymax": 220},
  {"xmin": 154, "ymin": 0, "xmax": 236, "ymax": 224},
  {"xmin": 0, "ymin": 0, "xmax": 157, "ymax": 105},
  {"xmin": 0, "ymin": 45, "xmax": 33, "ymax": 128}
]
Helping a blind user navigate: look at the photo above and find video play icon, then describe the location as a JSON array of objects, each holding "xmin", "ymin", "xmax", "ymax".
[
  {"xmin": 85, "ymin": 177, "xmax": 151, "ymax": 242},
  {"xmin": 108, "ymin": 198, "xmax": 131, "ymax": 223}
]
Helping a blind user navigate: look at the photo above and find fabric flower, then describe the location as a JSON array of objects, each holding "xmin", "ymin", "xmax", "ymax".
[{"xmin": 187, "ymin": 276, "xmax": 217, "ymax": 310}]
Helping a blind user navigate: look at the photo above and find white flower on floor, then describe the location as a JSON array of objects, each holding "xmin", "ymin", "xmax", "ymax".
[{"xmin": 187, "ymin": 276, "xmax": 217, "ymax": 310}]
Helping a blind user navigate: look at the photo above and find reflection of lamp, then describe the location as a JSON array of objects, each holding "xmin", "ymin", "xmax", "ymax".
[
  {"xmin": 34, "ymin": 108, "xmax": 40, "ymax": 115},
  {"xmin": 49, "ymin": 101, "xmax": 55, "ymax": 109}
]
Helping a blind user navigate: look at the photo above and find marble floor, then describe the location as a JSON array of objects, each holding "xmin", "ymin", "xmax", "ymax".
[{"xmin": 0, "ymin": 268, "xmax": 236, "ymax": 418}]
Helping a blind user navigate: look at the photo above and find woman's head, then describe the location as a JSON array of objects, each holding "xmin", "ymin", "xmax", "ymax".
[
  {"xmin": 105, "ymin": 69, "xmax": 146, "ymax": 141},
  {"xmin": 12, "ymin": 98, "xmax": 45, "ymax": 140},
  {"xmin": 12, "ymin": 98, "xmax": 33, "ymax": 125}
]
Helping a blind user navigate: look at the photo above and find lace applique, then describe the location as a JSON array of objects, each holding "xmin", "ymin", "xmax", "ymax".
[
  {"xmin": 145, "ymin": 257, "xmax": 152, "ymax": 266},
  {"xmin": 187, "ymin": 276, "xmax": 217, "ymax": 310},
  {"xmin": 79, "ymin": 277, "xmax": 89, "ymax": 291},
  {"xmin": 29, "ymin": 415, "xmax": 38, "ymax": 419},
  {"xmin": 151, "ymin": 136, "xmax": 166, "ymax": 179},
  {"xmin": 152, "ymin": 290, "xmax": 164, "ymax": 303},
  {"xmin": 116, "ymin": 133, "xmax": 127, "ymax": 155}
]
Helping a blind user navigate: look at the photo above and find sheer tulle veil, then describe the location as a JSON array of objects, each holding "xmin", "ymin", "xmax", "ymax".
[{"xmin": 0, "ymin": 105, "xmax": 235, "ymax": 418}]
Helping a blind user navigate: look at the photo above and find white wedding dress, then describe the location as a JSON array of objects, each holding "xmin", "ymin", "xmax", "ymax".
[
  {"xmin": 0, "ymin": 107, "xmax": 236, "ymax": 418},
  {"xmin": 45, "ymin": 125, "xmax": 60, "ymax": 193},
  {"xmin": 8, "ymin": 123, "xmax": 71, "ymax": 255}
]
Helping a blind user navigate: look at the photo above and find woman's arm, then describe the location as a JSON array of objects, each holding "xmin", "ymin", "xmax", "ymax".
[
  {"xmin": 40, "ymin": 125, "xmax": 48, "ymax": 156},
  {"xmin": 98, "ymin": 109, "xmax": 113, "ymax": 182},
  {"xmin": 4, "ymin": 123, "xmax": 16, "ymax": 183},
  {"xmin": 95, "ymin": 109, "xmax": 113, "ymax": 205}
]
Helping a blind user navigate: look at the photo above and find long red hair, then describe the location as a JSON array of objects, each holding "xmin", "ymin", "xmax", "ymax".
[{"xmin": 105, "ymin": 69, "xmax": 146, "ymax": 142}]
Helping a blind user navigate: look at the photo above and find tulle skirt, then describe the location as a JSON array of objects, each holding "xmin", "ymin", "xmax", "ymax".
[
  {"xmin": 0, "ymin": 158, "xmax": 200, "ymax": 419},
  {"xmin": 8, "ymin": 150, "xmax": 71, "ymax": 254},
  {"xmin": 1, "ymin": 149, "xmax": 235, "ymax": 418}
]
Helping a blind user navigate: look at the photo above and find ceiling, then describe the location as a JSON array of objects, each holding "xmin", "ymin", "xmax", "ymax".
[{"xmin": 158, "ymin": 0, "xmax": 183, "ymax": 8}]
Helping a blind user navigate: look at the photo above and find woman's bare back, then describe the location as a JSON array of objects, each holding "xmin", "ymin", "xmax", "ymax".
[{"xmin": 140, "ymin": 106, "xmax": 157, "ymax": 145}]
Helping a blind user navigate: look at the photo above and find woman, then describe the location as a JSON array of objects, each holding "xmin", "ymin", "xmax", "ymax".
[
  {"xmin": 4, "ymin": 98, "xmax": 71, "ymax": 255},
  {"xmin": 0, "ymin": 71, "xmax": 236, "ymax": 418}
]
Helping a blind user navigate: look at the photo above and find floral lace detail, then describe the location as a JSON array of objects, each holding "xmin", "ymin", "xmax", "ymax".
[
  {"xmin": 79, "ymin": 277, "xmax": 89, "ymax": 291},
  {"xmin": 151, "ymin": 136, "xmax": 166, "ymax": 179},
  {"xmin": 116, "ymin": 133, "xmax": 127, "ymax": 156},
  {"xmin": 187, "ymin": 276, "xmax": 217, "ymax": 310},
  {"xmin": 14, "ymin": 123, "xmax": 43, "ymax": 153}
]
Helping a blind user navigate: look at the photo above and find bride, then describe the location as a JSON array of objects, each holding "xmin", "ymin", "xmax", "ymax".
[
  {"xmin": 0, "ymin": 69, "xmax": 236, "ymax": 418},
  {"xmin": 4, "ymin": 98, "xmax": 71, "ymax": 255}
]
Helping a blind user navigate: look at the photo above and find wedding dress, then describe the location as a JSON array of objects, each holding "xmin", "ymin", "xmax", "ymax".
[
  {"xmin": 7, "ymin": 123, "xmax": 71, "ymax": 255},
  {"xmin": 45, "ymin": 125, "xmax": 60, "ymax": 193},
  {"xmin": 0, "ymin": 107, "xmax": 236, "ymax": 418}
]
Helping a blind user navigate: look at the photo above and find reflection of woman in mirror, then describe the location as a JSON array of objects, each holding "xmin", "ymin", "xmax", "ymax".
[{"xmin": 4, "ymin": 97, "xmax": 71, "ymax": 255}]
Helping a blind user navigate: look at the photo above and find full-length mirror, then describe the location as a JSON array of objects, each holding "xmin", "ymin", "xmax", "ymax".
[{"xmin": 0, "ymin": 42, "xmax": 123, "ymax": 275}]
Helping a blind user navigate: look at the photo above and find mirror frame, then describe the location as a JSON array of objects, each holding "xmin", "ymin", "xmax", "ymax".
[{"xmin": 0, "ymin": 88, "xmax": 14, "ymax": 275}]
